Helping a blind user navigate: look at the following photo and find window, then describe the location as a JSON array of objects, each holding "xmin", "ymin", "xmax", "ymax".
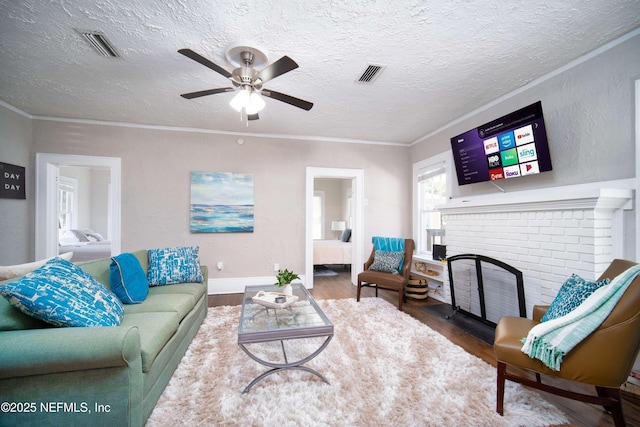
[
  {"xmin": 413, "ymin": 152, "xmax": 451, "ymax": 257},
  {"xmin": 58, "ymin": 177, "xmax": 78, "ymax": 238}
]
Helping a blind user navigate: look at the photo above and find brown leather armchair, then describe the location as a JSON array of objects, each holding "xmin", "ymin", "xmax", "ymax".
[
  {"xmin": 357, "ymin": 238, "xmax": 414, "ymax": 310},
  {"xmin": 494, "ymin": 259, "xmax": 640, "ymax": 426}
]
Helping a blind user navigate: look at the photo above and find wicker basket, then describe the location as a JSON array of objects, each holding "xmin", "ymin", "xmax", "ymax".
[{"xmin": 406, "ymin": 277, "xmax": 429, "ymax": 301}]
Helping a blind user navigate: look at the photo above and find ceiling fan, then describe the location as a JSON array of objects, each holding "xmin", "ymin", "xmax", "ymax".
[{"xmin": 178, "ymin": 46, "xmax": 313, "ymax": 121}]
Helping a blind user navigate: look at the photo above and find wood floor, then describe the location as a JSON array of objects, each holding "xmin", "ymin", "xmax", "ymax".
[{"xmin": 208, "ymin": 270, "xmax": 640, "ymax": 427}]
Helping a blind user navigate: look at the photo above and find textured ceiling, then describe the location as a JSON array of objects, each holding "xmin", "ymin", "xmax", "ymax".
[{"xmin": 1, "ymin": 0, "xmax": 639, "ymax": 145}]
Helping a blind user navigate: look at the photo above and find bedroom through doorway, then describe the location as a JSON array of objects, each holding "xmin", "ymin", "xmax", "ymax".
[
  {"xmin": 35, "ymin": 153, "xmax": 121, "ymax": 261},
  {"xmin": 313, "ymin": 177, "xmax": 352, "ymax": 279},
  {"xmin": 305, "ymin": 167, "xmax": 364, "ymax": 290}
]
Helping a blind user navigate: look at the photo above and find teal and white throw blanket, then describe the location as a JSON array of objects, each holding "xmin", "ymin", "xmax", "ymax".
[
  {"xmin": 372, "ymin": 236, "xmax": 405, "ymax": 252},
  {"xmin": 521, "ymin": 264, "xmax": 640, "ymax": 371}
]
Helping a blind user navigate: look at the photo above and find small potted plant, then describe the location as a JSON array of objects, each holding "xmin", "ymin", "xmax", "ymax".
[{"xmin": 274, "ymin": 268, "xmax": 300, "ymax": 296}]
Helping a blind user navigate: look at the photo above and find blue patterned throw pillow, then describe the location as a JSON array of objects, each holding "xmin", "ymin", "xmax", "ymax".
[
  {"xmin": 147, "ymin": 246, "xmax": 204, "ymax": 286},
  {"xmin": 368, "ymin": 251, "xmax": 404, "ymax": 274},
  {"xmin": 110, "ymin": 253, "xmax": 149, "ymax": 304},
  {"xmin": 541, "ymin": 274, "xmax": 610, "ymax": 322},
  {"xmin": 0, "ymin": 257, "xmax": 124, "ymax": 327}
]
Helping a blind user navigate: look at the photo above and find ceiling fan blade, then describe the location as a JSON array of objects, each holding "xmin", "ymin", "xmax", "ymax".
[
  {"xmin": 178, "ymin": 49, "xmax": 232, "ymax": 79},
  {"xmin": 253, "ymin": 56, "xmax": 299, "ymax": 84},
  {"xmin": 247, "ymin": 113, "xmax": 259, "ymax": 121},
  {"xmin": 180, "ymin": 87, "xmax": 233, "ymax": 99},
  {"xmin": 262, "ymin": 89, "xmax": 313, "ymax": 111}
]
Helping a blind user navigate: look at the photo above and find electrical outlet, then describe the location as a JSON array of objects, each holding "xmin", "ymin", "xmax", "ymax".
[
  {"xmin": 217, "ymin": 261, "xmax": 223, "ymax": 271},
  {"xmin": 274, "ymin": 263, "xmax": 279, "ymax": 272}
]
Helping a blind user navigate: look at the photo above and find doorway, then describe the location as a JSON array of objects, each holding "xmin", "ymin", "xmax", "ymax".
[
  {"xmin": 305, "ymin": 167, "xmax": 364, "ymax": 289},
  {"xmin": 35, "ymin": 153, "xmax": 121, "ymax": 260}
]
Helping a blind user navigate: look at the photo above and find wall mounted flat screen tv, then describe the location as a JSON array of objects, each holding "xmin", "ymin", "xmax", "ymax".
[{"xmin": 450, "ymin": 101, "xmax": 552, "ymax": 186}]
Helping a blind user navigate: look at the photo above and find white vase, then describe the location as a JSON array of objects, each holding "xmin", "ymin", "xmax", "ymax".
[{"xmin": 282, "ymin": 284, "xmax": 293, "ymax": 296}]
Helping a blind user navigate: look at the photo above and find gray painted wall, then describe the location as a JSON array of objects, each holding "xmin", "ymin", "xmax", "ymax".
[
  {"xmin": 410, "ymin": 33, "xmax": 639, "ymax": 192},
  {"xmin": 0, "ymin": 107, "xmax": 33, "ymax": 265},
  {"xmin": 25, "ymin": 121, "xmax": 410, "ymax": 278}
]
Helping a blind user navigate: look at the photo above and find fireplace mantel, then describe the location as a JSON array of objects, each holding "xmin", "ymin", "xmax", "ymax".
[{"xmin": 438, "ymin": 179, "xmax": 634, "ymax": 215}]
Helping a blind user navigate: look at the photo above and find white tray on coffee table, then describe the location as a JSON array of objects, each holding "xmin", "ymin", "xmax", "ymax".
[{"xmin": 251, "ymin": 291, "xmax": 299, "ymax": 309}]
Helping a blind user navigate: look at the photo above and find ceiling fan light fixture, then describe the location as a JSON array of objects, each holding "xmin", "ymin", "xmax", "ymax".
[
  {"xmin": 246, "ymin": 92, "xmax": 266, "ymax": 114},
  {"xmin": 229, "ymin": 90, "xmax": 250, "ymax": 112},
  {"xmin": 230, "ymin": 89, "xmax": 265, "ymax": 114}
]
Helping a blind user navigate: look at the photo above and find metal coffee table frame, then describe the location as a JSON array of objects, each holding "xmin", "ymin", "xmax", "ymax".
[{"xmin": 238, "ymin": 283, "xmax": 334, "ymax": 393}]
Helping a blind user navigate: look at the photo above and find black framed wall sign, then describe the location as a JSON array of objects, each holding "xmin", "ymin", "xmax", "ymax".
[{"xmin": 0, "ymin": 162, "xmax": 26, "ymax": 199}]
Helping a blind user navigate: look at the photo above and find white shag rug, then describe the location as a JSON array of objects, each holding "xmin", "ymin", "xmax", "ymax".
[{"xmin": 146, "ymin": 298, "xmax": 567, "ymax": 427}]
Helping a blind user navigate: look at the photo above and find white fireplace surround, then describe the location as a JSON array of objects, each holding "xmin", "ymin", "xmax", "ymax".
[{"xmin": 435, "ymin": 178, "xmax": 635, "ymax": 317}]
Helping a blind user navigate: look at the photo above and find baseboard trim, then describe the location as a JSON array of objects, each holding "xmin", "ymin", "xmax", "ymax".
[{"xmin": 207, "ymin": 275, "xmax": 307, "ymax": 295}]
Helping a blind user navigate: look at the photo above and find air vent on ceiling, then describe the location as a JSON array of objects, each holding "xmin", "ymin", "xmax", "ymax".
[
  {"xmin": 76, "ymin": 29, "xmax": 120, "ymax": 58},
  {"xmin": 356, "ymin": 63, "xmax": 386, "ymax": 84}
]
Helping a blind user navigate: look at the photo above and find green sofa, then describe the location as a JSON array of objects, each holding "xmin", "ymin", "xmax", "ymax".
[{"xmin": 0, "ymin": 249, "xmax": 208, "ymax": 427}]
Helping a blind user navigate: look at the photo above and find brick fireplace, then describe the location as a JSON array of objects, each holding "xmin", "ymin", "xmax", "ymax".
[{"xmin": 436, "ymin": 179, "xmax": 634, "ymax": 318}]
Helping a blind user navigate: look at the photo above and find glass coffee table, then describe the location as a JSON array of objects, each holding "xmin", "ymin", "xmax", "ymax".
[{"xmin": 237, "ymin": 283, "xmax": 334, "ymax": 393}]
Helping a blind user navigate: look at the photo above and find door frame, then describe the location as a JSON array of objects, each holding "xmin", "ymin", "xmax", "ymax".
[
  {"xmin": 35, "ymin": 153, "xmax": 121, "ymax": 260},
  {"xmin": 636, "ymin": 78, "xmax": 640, "ymax": 260},
  {"xmin": 305, "ymin": 167, "xmax": 364, "ymax": 288}
]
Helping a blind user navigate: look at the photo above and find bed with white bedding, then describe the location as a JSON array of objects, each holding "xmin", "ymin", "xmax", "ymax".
[
  {"xmin": 58, "ymin": 229, "xmax": 111, "ymax": 262},
  {"xmin": 58, "ymin": 241, "xmax": 112, "ymax": 262},
  {"xmin": 313, "ymin": 239, "xmax": 352, "ymax": 265}
]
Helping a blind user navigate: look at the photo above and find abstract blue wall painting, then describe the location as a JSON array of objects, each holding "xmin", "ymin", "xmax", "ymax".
[{"xmin": 190, "ymin": 171, "xmax": 254, "ymax": 233}]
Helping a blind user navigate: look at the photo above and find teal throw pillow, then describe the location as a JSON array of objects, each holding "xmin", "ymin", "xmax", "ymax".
[
  {"xmin": 147, "ymin": 246, "xmax": 204, "ymax": 286},
  {"xmin": 0, "ymin": 288, "xmax": 51, "ymax": 331},
  {"xmin": 0, "ymin": 257, "xmax": 124, "ymax": 327},
  {"xmin": 110, "ymin": 253, "xmax": 149, "ymax": 304},
  {"xmin": 541, "ymin": 274, "xmax": 610, "ymax": 322},
  {"xmin": 368, "ymin": 251, "xmax": 404, "ymax": 274}
]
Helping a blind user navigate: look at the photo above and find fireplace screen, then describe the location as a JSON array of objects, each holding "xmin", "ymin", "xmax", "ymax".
[{"xmin": 447, "ymin": 254, "xmax": 526, "ymax": 326}]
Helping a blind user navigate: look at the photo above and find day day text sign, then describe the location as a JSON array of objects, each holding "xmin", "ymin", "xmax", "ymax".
[{"xmin": 0, "ymin": 162, "xmax": 26, "ymax": 199}]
